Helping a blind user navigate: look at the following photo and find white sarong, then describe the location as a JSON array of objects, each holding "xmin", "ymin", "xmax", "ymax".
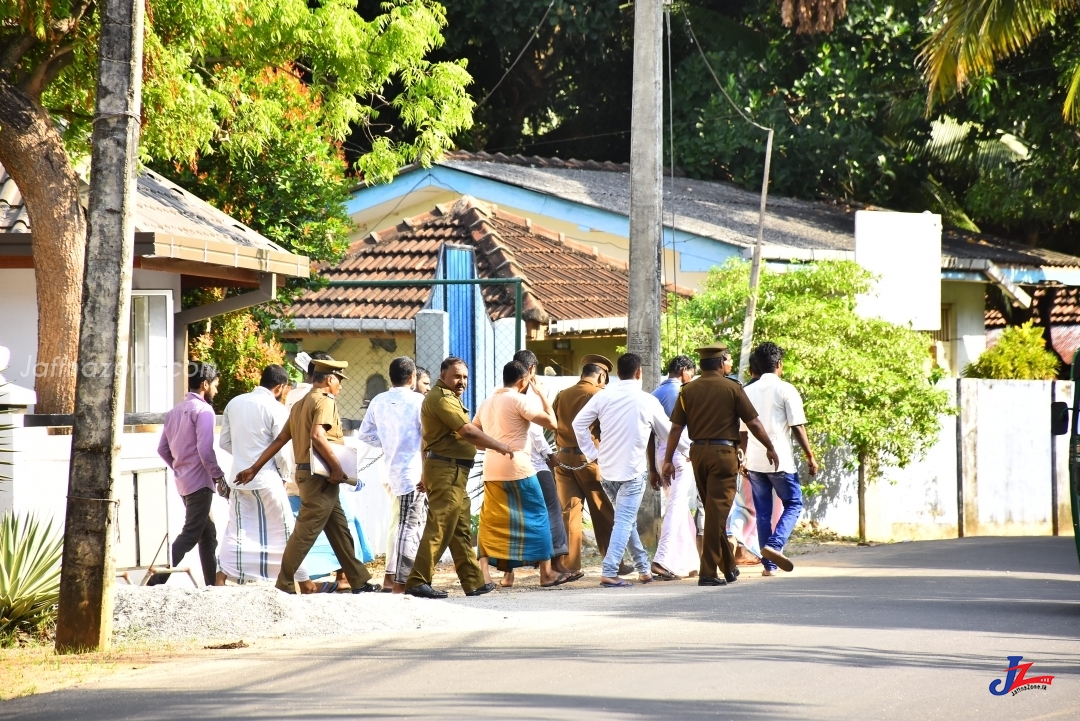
[
  {"xmin": 218, "ymin": 482, "xmax": 309, "ymax": 583},
  {"xmin": 652, "ymin": 443, "xmax": 700, "ymax": 577}
]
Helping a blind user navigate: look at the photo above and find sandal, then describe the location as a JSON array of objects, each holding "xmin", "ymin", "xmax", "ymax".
[
  {"xmin": 650, "ymin": 564, "xmax": 679, "ymax": 581},
  {"xmin": 317, "ymin": 581, "xmax": 339, "ymax": 594},
  {"xmin": 540, "ymin": 572, "xmax": 573, "ymax": 588},
  {"xmin": 601, "ymin": 578, "xmax": 633, "ymax": 588},
  {"xmin": 638, "ymin": 574, "xmax": 654, "ymax": 584},
  {"xmin": 566, "ymin": 571, "xmax": 585, "ymax": 583}
]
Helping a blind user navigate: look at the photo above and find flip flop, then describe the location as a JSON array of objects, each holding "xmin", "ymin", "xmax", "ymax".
[
  {"xmin": 317, "ymin": 581, "xmax": 339, "ymax": 594},
  {"xmin": 566, "ymin": 571, "xmax": 585, "ymax": 582},
  {"xmin": 650, "ymin": 565, "xmax": 679, "ymax": 581},
  {"xmin": 638, "ymin": 574, "xmax": 654, "ymax": 584},
  {"xmin": 600, "ymin": 578, "xmax": 634, "ymax": 588},
  {"xmin": 540, "ymin": 572, "xmax": 573, "ymax": 588},
  {"xmin": 379, "ymin": 586, "xmax": 394, "ymax": 593}
]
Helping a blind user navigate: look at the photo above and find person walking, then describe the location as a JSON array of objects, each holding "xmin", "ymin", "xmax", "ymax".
[
  {"xmin": 650, "ymin": 355, "xmax": 700, "ymax": 579},
  {"xmin": 217, "ymin": 364, "xmax": 320, "ymax": 589},
  {"xmin": 404, "ymin": 357, "xmax": 513, "ymax": 599},
  {"xmin": 662, "ymin": 343, "xmax": 780, "ymax": 586},
  {"xmin": 741, "ymin": 342, "xmax": 818, "ymax": 576},
  {"xmin": 574, "ymin": 353, "xmax": 689, "ymax": 588},
  {"xmin": 474, "ymin": 360, "xmax": 572, "ymax": 588},
  {"xmin": 552, "ymin": 355, "xmax": 619, "ymax": 573},
  {"xmin": 149, "ymin": 361, "xmax": 225, "ymax": 587},
  {"xmin": 513, "ymin": 349, "xmax": 573, "ymax": 582},
  {"xmin": 358, "ymin": 356, "xmax": 426, "ymax": 594},
  {"xmin": 236, "ymin": 356, "xmax": 380, "ymax": 594}
]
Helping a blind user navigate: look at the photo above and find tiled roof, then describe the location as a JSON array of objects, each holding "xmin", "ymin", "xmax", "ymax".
[
  {"xmin": 439, "ymin": 154, "xmax": 1080, "ymax": 269},
  {"xmin": 0, "ymin": 162, "xmax": 287, "ymax": 253},
  {"xmin": 985, "ymin": 286, "xmax": 1080, "ymax": 328},
  {"xmin": 291, "ymin": 196, "xmax": 688, "ymax": 323}
]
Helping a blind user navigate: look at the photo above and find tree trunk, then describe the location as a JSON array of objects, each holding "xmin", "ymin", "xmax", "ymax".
[
  {"xmin": 857, "ymin": 452, "xmax": 866, "ymax": 541},
  {"xmin": 55, "ymin": 0, "xmax": 145, "ymax": 654},
  {"xmin": 0, "ymin": 80, "xmax": 86, "ymax": 413}
]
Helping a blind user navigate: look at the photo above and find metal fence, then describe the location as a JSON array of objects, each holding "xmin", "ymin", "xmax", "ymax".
[{"xmin": 284, "ymin": 279, "xmax": 524, "ymax": 421}]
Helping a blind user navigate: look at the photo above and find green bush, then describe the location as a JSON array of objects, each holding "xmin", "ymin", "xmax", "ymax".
[
  {"xmin": 963, "ymin": 322, "xmax": 1060, "ymax": 380},
  {"xmin": 0, "ymin": 513, "xmax": 63, "ymax": 645}
]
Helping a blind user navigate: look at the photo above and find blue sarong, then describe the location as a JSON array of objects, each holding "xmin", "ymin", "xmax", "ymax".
[{"xmin": 478, "ymin": 474, "xmax": 553, "ymax": 571}]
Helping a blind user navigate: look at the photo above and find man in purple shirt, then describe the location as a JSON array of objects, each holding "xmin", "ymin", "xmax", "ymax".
[{"xmin": 148, "ymin": 361, "xmax": 225, "ymax": 586}]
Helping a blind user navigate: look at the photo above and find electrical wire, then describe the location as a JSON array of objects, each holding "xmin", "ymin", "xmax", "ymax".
[{"xmin": 476, "ymin": 0, "xmax": 557, "ymax": 109}]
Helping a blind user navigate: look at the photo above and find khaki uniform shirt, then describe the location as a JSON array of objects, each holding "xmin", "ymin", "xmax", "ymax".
[
  {"xmin": 670, "ymin": 373, "xmax": 758, "ymax": 442},
  {"xmin": 421, "ymin": 380, "xmax": 476, "ymax": 460},
  {"xmin": 288, "ymin": 388, "xmax": 343, "ymax": 465},
  {"xmin": 553, "ymin": 378, "xmax": 601, "ymax": 449}
]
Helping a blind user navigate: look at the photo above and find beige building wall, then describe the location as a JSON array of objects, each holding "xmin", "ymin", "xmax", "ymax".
[{"xmin": 297, "ymin": 334, "xmax": 416, "ymax": 419}]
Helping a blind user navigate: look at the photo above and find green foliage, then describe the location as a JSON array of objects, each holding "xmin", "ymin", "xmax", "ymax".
[
  {"xmin": 10, "ymin": 0, "xmax": 473, "ymax": 183},
  {"xmin": 663, "ymin": 259, "xmax": 953, "ymax": 478},
  {"xmin": 188, "ymin": 292, "xmax": 286, "ymax": 412},
  {"xmin": 963, "ymin": 321, "xmax": 1060, "ymax": 380},
  {"xmin": 0, "ymin": 514, "xmax": 63, "ymax": 645}
]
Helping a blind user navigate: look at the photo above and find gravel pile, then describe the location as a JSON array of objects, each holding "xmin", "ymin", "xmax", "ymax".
[{"xmin": 112, "ymin": 585, "xmax": 496, "ymax": 644}]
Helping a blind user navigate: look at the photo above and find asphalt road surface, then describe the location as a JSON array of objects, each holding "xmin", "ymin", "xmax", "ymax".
[{"xmin": 5, "ymin": 536, "xmax": 1079, "ymax": 720}]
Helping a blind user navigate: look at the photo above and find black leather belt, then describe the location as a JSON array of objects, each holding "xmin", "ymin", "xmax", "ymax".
[
  {"xmin": 425, "ymin": 452, "xmax": 474, "ymax": 469},
  {"xmin": 296, "ymin": 463, "xmax": 310, "ymax": 470},
  {"xmin": 692, "ymin": 439, "xmax": 737, "ymax": 447},
  {"xmin": 558, "ymin": 446, "xmax": 584, "ymax": 455}
]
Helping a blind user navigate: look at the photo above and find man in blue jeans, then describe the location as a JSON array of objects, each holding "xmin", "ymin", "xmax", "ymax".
[
  {"xmin": 573, "ymin": 353, "xmax": 689, "ymax": 588},
  {"xmin": 740, "ymin": 342, "xmax": 818, "ymax": 576}
]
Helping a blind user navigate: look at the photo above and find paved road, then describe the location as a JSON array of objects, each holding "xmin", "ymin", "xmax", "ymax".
[{"xmin": 6, "ymin": 537, "xmax": 1079, "ymax": 720}]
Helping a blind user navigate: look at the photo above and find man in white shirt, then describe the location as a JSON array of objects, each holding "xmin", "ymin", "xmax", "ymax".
[
  {"xmin": 740, "ymin": 342, "xmax": 818, "ymax": 576},
  {"xmin": 218, "ymin": 365, "xmax": 315, "ymax": 589},
  {"xmin": 358, "ymin": 356, "xmax": 426, "ymax": 593},
  {"xmin": 574, "ymin": 353, "xmax": 689, "ymax": 587}
]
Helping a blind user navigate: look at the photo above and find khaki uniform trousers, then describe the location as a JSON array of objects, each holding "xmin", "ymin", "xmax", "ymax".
[
  {"xmin": 276, "ymin": 471, "xmax": 371, "ymax": 592},
  {"xmin": 406, "ymin": 458, "xmax": 485, "ymax": 593},
  {"xmin": 689, "ymin": 444, "xmax": 739, "ymax": 579},
  {"xmin": 554, "ymin": 453, "xmax": 616, "ymax": 572}
]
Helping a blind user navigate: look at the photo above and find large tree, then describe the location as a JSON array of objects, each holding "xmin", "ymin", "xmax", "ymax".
[{"xmin": 0, "ymin": 0, "xmax": 472, "ymax": 412}]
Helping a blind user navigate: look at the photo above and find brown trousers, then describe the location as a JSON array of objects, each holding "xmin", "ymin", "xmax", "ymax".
[
  {"xmin": 406, "ymin": 458, "xmax": 485, "ymax": 593},
  {"xmin": 276, "ymin": 472, "xmax": 371, "ymax": 592},
  {"xmin": 554, "ymin": 453, "xmax": 615, "ymax": 572},
  {"xmin": 689, "ymin": 444, "xmax": 739, "ymax": 579}
]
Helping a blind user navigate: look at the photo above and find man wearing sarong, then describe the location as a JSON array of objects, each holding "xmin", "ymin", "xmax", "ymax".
[
  {"xmin": 574, "ymin": 353, "xmax": 689, "ymax": 588},
  {"xmin": 552, "ymin": 355, "xmax": 620, "ymax": 573},
  {"xmin": 740, "ymin": 342, "xmax": 818, "ymax": 576},
  {"xmin": 649, "ymin": 355, "xmax": 700, "ymax": 579},
  {"xmin": 236, "ymin": 356, "xmax": 381, "ymax": 594},
  {"xmin": 475, "ymin": 360, "xmax": 573, "ymax": 588},
  {"xmin": 217, "ymin": 364, "xmax": 318, "ymax": 588},
  {"xmin": 359, "ymin": 356, "xmax": 426, "ymax": 594},
  {"xmin": 662, "ymin": 343, "xmax": 778, "ymax": 586},
  {"xmin": 404, "ymin": 357, "xmax": 512, "ymax": 599}
]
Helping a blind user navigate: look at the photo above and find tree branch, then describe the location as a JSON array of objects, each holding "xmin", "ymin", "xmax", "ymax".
[
  {"xmin": 19, "ymin": 44, "xmax": 74, "ymax": 101},
  {"xmin": 0, "ymin": 35, "xmax": 37, "ymax": 78}
]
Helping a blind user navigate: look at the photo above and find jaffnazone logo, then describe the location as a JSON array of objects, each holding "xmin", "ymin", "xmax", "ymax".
[{"xmin": 989, "ymin": 656, "xmax": 1055, "ymax": 696}]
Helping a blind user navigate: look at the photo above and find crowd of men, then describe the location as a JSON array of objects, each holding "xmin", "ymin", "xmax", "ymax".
[{"xmin": 154, "ymin": 341, "xmax": 816, "ymax": 596}]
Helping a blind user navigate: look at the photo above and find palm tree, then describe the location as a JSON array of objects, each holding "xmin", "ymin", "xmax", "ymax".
[{"xmin": 921, "ymin": 0, "xmax": 1080, "ymax": 120}]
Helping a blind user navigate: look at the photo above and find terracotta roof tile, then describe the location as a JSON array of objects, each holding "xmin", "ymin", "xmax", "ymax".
[
  {"xmin": 290, "ymin": 196, "xmax": 685, "ymax": 324},
  {"xmin": 985, "ymin": 286, "xmax": 1080, "ymax": 328}
]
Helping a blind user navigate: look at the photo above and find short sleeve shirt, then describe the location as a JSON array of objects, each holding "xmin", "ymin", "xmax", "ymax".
[
  {"xmin": 740, "ymin": 373, "xmax": 807, "ymax": 473},
  {"xmin": 670, "ymin": 373, "xmax": 758, "ymax": 442},
  {"xmin": 288, "ymin": 388, "xmax": 343, "ymax": 465},
  {"xmin": 474, "ymin": 388, "xmax": 543, "ymax": 481},
  {"xmin": 421, "ymin": 380, "xmax": 476, "ymax": 459}
]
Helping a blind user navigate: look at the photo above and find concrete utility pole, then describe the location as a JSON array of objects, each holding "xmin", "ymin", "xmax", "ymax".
[
  {"xmin": 55, "ymin": 0, "xmax": 144, "ymax": 653},
  {"xmin": 628, "ymin": 0, "xmax": 663, "ymax": 392},
  {"xmin": 629, "ymin": 0, "xmax": 664, "ymax": 548}
]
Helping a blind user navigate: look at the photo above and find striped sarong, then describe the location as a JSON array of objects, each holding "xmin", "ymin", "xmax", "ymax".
[
  {"xmin": 478, "ymin": 475, "xmax": 554, "ymax": 571},
  {"xmin": 218, "ymin": 482, "xmax": 309, "ymax": 583}
]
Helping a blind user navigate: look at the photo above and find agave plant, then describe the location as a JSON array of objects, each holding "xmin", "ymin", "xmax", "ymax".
[{"xmin": 0, "ymin": 513, "xmax": 64, "ymax": 637}]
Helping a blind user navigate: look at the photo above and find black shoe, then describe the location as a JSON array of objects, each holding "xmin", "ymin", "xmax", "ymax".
[
  {"xmin": 698, "ymin": 576, "xmax": 727, "ymax": 586},
  {"xmin": 404, "ymin": 583, "xmax": 448, "ymax": 599},
  {"xmin": 352, "ymin": 582, "xmax": 382, "ymax": 594},
  {"xmin": 724, "ymin": 571, "xmax": 738, "ymax": 584},
  {"xmin": 464, "ymin": 581, "xmax": 497, "ymax": 597}
]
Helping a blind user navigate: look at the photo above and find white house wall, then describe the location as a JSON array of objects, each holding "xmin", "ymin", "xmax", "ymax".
[{"xmin": 941, "ymin": 280, "xmax": 987, "ymax": 374}]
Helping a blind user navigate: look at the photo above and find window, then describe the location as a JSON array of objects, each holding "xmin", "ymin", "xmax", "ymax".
[{"xmin": 126, "ymin": 291, "xmax": 173, "ymax": 413}]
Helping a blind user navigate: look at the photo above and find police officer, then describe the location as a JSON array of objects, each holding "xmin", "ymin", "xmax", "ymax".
[
  {"xmin": 661, "ymin": 343, "xmax": 779, "ymax": 586},
  {"xmin": 404, "ymin": 356, "xmax": 513, "ymax": 599},
  {"xmin": 237, "ymin": 356, "xmax": 381, "ymax": 594},
  {"xmin": 552, "ymin": 354, "xmax": 624, "ymax": 573}
]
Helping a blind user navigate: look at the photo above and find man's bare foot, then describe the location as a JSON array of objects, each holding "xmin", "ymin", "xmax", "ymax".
[
  {"xmin": 762, "ymin": 568, "xmax": 776, "ymax": 577},
  {"xmin": 499, "ymin": 571, "xmax": 515, "ymax": 588},
  {"xmin": 215, "ymin": 571, "xmax": 227, "ymax": 586},
  {"xmin": 335, "ymin": 570, "xmax": 351, "ymax": 592},
  {"xmin": 479, "ymin": 557, "xmax": 493, "ymax": 585},
  {"xmin": 551, "ymin": 559, "xmax": 572, "ymax": 575},
  {"xmin": 638, "ymin": 573, "xmax": 654, "ymax": 584},
  {"xmin": 297, "ymin": 580, "xmax": 318, "ymax": 594},
  {"xmin": 382, "ymin": 573, "xmax": 394, "ymax": 589},
  {"xmin": 392, "ymin": 582, "xmax": 406, "ymax": 594},
  {"xmin": 600, "ymin": 576, "xmax": 632, "ymax": 588}
]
